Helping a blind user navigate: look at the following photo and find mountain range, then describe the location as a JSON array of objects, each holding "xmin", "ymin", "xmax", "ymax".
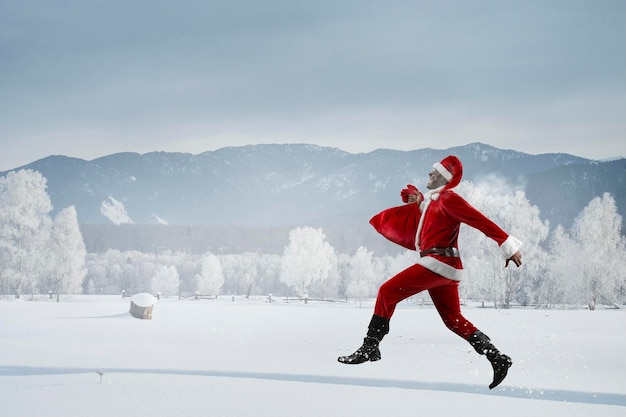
[{"xmin": 3, "ymin": 142, "xmax": 624, "ymax": 254}]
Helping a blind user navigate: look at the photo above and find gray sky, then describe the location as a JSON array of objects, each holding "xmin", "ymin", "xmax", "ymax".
[{"xmin": 1, "ymin": 0, "xmax": 625, "ymax": 171}]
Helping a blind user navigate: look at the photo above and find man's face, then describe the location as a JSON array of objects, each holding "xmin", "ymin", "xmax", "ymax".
[{"xmin": 427, "ymin": 169, "xmax": 448, "ymax": 190}]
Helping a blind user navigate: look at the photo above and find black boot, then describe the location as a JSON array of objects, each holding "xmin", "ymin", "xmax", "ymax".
[
  {"xmin": 338, "ymin": 315, "xmax": 389, "ymax": 365},
  {"xmin": 468, "ymin": 330, "xmax": 512, "ymax": 389}
]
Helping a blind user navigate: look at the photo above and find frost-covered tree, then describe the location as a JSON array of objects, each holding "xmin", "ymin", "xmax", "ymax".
[
  {"xmin": 220, "ymin": 252, "xmax": 261, "ymax": 297},
  {"xmin": 457, "ymin": 179, "xmax": 548, "ymax": 307},
  {"xmin": 306, "ymin": 252, "xmax": 341, "ymax": 300},
  {"xmin": 335, "ymin": 252, "xmax": 353, "ymax": 300},
  {"xmin": 101, "ymin": 249, "xmax": 127, "ymax": 293},
  {"xmin": 571, "ymin": 193, "xmax": 625, "ymax": 309},
  {"xmin": 346, "ymin": 246, "xmax": 377, "ymax": 306},
  {"xmin": 280, "ymin": 227, "xmax": 336, "ymax": 298},
  {"xmin": 116, "ymin": 250, "xmax": 150, "ymax": 294},
  {"xmin": 161, "ymin": 250, "xmax": 201, "ymax": 294},
  {"xmin": 151, "ymin": 264, "xmax": 180, "ymax": 296},
  {"xmin": 40, "ymin": 206, "xmax": 87, "ymax": 299},
  {"xmin": 495, "ymin": 189, "xmax": 549, "ymax": 306},
  {"xmin": 85, "ymin": 278, "xmax": 98, "ymax": 295},
  {"xmin": 384, "ymin": 250, "xmax": 416, "ymax": 278},
  {"xmin": 0, "ymin": 170, "xmax": 53, "ymax": 297},
  {"xmin": 540, "ymin": 225, "xmax": 579, "ymax": 307},
  {"xmin": 255, "ymin": 254, "xmax": 286, "ymax": 296},
  {"xmin": 84, "ymin": 253, "xmax": 111, "ymax": 293},
  {"xmin": 196, "ymin": 253, "xmax": 224, "ymax": 296}
]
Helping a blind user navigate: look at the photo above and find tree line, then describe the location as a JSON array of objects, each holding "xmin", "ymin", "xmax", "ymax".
[{"xmin": 1, "ymin": 169, "xmax": 625, "ymax": 309}]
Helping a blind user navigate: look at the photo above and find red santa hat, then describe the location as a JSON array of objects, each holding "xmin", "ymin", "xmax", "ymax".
[{"xmin": 433, "ymin": 155, "xmax": 463, "ymax": 190}]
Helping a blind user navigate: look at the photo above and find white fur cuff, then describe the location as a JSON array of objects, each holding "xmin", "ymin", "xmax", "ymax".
[{"xmin": 500, "ymin": 235, "xmax": 522, "ymax": 258}]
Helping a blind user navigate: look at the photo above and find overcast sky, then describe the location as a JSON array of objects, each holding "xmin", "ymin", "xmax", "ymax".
[{"xmin": 1, "ymin": 0, "xmax": 625, "ymax": 171}]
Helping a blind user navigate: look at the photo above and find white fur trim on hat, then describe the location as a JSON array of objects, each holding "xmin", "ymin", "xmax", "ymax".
[{"xmin": 433, "ymin": 162, "xmax": 453, "ymax": 181}]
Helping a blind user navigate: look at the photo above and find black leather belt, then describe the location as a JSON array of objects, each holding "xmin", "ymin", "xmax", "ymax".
[{"xmin": 419, "ymin": 247, "xmax": 460, "ymax": 257}]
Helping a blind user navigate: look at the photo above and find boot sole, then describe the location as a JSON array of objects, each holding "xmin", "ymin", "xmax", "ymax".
[{"xmin": 337, "ymin": 353, "xmax": 381, "ymax": 364}]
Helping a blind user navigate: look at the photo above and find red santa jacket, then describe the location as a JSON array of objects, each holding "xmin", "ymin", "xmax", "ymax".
[{"xmin": 370, "ymin": 187, "xmax": 522, "ymax": 281}]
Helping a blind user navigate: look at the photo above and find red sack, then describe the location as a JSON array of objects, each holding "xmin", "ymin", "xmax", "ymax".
[{"xmin": 369, "ymin": 203, "xmax": 420, "ymax": 251}]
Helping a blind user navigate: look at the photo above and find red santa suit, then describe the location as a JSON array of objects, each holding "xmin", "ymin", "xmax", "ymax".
[{"xmin": 369, "ymin": 156, "xmax": 522, "ymax": 339}]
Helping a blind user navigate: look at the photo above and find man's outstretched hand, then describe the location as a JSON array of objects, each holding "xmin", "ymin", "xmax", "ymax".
[
  {"xmin": 505, "ymin": 251, "xmax": 522, "ymax": 268},
  {"xmin": 402, "ymin": 184, "xmax": 423, "ymax": 205}
]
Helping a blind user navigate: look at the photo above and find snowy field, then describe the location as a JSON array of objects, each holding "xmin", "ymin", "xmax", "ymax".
[{"xmin": 1, "ymin": 296, "xmax": 625, "ymax": 417}]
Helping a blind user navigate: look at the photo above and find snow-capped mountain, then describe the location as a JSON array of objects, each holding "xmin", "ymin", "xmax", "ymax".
[
  {"xmin": 3, "ymin": 142, "xmax": 597, "ymax": 224},
  {"xmin": 2, "ymin": 142, "xmax": 624, "ymax": 253}
]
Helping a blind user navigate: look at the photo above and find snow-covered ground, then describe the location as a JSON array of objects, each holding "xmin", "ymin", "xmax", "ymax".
[{"xmin": 1, "ymin": 296, "xmax": 625, "ymax": 417}]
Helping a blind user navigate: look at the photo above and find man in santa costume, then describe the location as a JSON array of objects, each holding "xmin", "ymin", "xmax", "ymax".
[{"xmin": 338, "ymin": 155, "xmax": 523, "ymax": 389}]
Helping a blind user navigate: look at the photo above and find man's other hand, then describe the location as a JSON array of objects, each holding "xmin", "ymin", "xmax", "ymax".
[{"xmin": 505, "ymin": 251, "xmax": 522, "ymax": 268}]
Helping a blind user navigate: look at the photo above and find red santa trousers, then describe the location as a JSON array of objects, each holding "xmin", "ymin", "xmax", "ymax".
[{"xmin": 374, "ymin": 263, "xmax": 478, "ymax": 340}]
